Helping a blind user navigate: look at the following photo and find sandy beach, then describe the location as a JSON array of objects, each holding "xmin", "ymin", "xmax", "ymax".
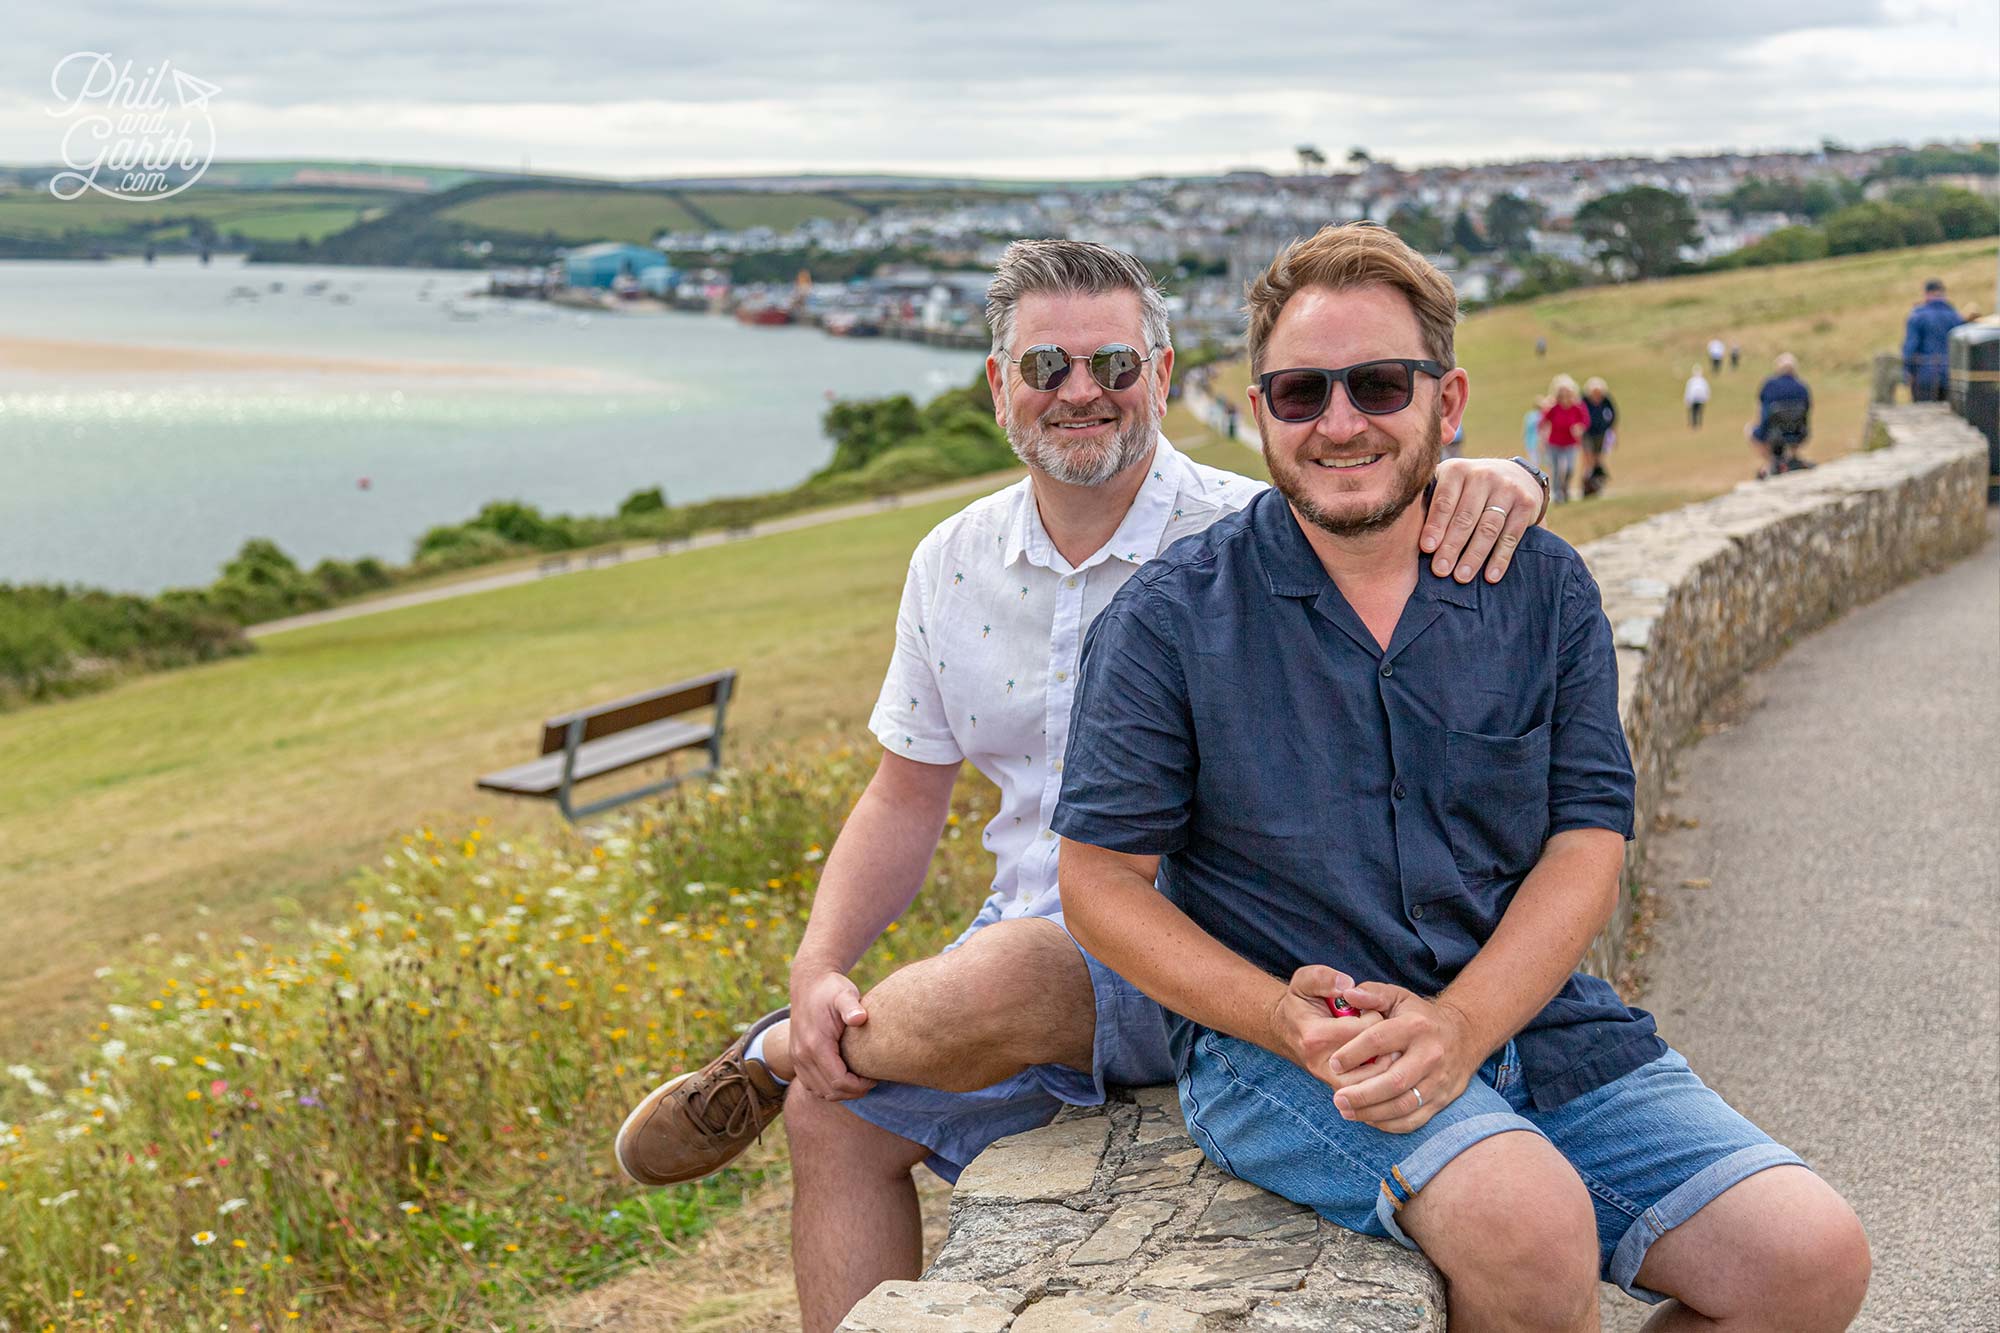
[{"xmin": 0, "ymin": 332, "xmax": 611, "ymax": 384}]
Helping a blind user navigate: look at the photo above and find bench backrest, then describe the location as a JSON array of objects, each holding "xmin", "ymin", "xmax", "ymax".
[{"xmin": 539, "ymin": 669, "xmax": 736, "ymax": 754}]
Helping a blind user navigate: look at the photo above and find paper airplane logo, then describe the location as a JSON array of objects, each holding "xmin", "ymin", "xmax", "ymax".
[
  {"xmin": 45, "ymin": 52, "xmax": 220, "ymax": 203},
  {"xmin": 171, "ymin": 68, "xmax": 221, "ymax": 111}
]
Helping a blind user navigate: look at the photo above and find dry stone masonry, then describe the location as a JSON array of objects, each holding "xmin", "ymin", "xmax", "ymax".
[
  {"xmin": 839, "ymin": 1088, "xmax": 1445, "ymax": 1332},
  {"xmin": 1579, "ymin": 404, "xmax": 1988, "ymax": 976},
  {"xmin": 840, "ymin": 405, "xmax": 1989, "ymax": 1332}
]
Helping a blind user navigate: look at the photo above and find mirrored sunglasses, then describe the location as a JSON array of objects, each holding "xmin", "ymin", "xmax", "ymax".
[{"xmin": 1012, "ymin": 343, "xmax": 1155, "ymax": 393}]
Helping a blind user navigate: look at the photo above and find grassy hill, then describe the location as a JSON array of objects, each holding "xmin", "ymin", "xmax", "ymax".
[
  {"xmin": 0, "ymin": 189, "xmax": 401, "ymax": 255},
  {"xmin": 1197, "ymin": 236, "xmax": 1997, "ymax": 545},
  {"xmin": 2, "ymin": 238, "xmax": 1992, "ymax": 1054},
  {"xmin": 1, "ymin": 236, "xmax": 1992, "ymax": 1328}
]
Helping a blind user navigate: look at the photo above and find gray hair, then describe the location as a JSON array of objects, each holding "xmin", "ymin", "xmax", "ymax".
[{"xmin": 985, "ymin": 239, "xmax": 1171, "ymax": 366}]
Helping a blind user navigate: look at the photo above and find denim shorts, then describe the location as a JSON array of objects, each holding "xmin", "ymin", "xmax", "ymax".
[
  {"xmin": 1178, "ymin": 1030, "xmax": 1806, "ymax": 1303},
  {"xmin": 843, "ymin": 901, "xmax": 1174, "ymax": 1182}
]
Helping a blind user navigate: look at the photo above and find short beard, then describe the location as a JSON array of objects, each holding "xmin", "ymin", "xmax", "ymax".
[
  {"xmin": 1006, "ymin": 392, "xmax": 1160, "ymax": 487},
  {"xmin": 1264, "ymin": 402, "xmax": 1443, "ymax": 539}
]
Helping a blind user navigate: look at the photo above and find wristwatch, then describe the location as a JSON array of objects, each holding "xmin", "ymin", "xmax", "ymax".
[{"xmin": 1510, "ymin": 455, "xmax": 1552, "ymax": 526}]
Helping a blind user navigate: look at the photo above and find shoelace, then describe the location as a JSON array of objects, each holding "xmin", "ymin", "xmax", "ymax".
[{"xmin": 685, "ymin": 1061, "xmax": 777, "ymax": 1143}]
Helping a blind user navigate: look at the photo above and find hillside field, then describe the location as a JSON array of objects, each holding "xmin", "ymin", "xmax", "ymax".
[
  {"xmin": 1, "ymin": 237, "xmax": 1992, "ymax": 1052},
  {"xmin": 0, "ymin": 189, "xmax": 399, "ymax": 246},
  {"xmin": 436, "ymin": 186, "xmax": 873, "ymax": 244}
]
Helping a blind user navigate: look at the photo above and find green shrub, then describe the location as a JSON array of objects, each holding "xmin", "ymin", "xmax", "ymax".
[
  {"xmin": 310, "ymin": 557, "xmax": 396, "ymax": 601},
  {"xmin": 408, "ymin": 524, "xmax": 529, "ymax": 574},
  {"xmin": 1824, "ymin": 201, "xmax": 1943, "ymax": 255},
  {"xmin": 1887, "ymin": 185, "xmax": 1999, "ymax": 242},
  {"xmin": 0, "ymin": 584, "xmax": 249, "ymax": 707},
  {"xmin": 615, "ymin": 487, "xmax": 667, "ymax": 518},
  {"xmin": 1709, "ymin": 226, "xmax": 1829, "ymax": 270}
]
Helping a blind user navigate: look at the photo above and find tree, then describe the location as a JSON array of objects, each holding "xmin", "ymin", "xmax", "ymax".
[
  {"xmin": 1451, "ymin": 210, "xmax": 1489, "ymax": 254},
  {"xmin": 1888, "ymin": 185, "xmax": 2000, "ymax": 241},
  {"xmin": 1503, "ymin": 255, "xmax": 1591, "ymax": 302},
  {"xmin": 1709, "ymin": 226, "xmax": 1829, "ymax": 270},
  {"xmin": 617, "ymin": 487, "xmax": 668, "ymax": 517},
  {"xmin": 822, "ymin": 394, "xmax": 922, "ymax": 473},
  {"xmin": 1295, "ymin": 145, "xmax": 1326, "ymax": 174},
  {"xmin": 1574, "ymin": 186, "xmax": 1699, "ymax": 280},
  {"xmin": 1484, "ymin": 193, "xmax": 1544, "ymax": 253},
  {"xmin": 1386, "ymin": 204, "xmax": 1446, "ymax": 254},
  {"xmin": 1721, "ymin": 176, "xmax": 1856, "ymax": 222},
  {"xmin": 1823, "ymin": 201, "xmax": 1941, "ymax": 255},
  {"xmin": 1347, "ymin": 147, "xmax": 1373, "ymax": 167}
]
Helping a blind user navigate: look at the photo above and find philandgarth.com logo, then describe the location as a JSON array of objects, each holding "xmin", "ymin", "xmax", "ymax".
[{"xmin": 46, "ymin": 52, "xmax": 220, "ymax": 203}]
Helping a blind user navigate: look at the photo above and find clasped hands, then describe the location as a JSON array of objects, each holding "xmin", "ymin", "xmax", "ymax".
[{"xmin": 1269, "ymin": 965, "xmax": 1479, "ymax": 1134}]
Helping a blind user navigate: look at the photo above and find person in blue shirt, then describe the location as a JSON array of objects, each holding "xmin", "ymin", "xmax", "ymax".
[
  {"xmin": 1057, "ymin": 223, "xmax": 1869, "ymax": 1332},
  {"xmin": 1902, "ymin": 279, "xmax": 1963, "ymax": 402},
  {"xmin": 1749, "ymin": 353, "xmax": 1812, "ymax": 477}
]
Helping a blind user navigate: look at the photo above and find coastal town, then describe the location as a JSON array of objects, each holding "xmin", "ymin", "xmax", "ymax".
[{"xmin": 470, "ymin": 140, "xmax": 1997, "ymax": 345}]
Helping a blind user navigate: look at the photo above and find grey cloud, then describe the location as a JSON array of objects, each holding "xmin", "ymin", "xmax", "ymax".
[{"xmin": 3, "ymin": 1, "xmax": 1990, "ymax": 171}]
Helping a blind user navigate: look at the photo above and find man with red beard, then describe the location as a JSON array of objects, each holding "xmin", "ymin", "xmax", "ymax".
[
  {"xmin": 1057, "ymin": 224, "xmax": 1869, "ymax": 1331},
  {"xmin": 614, "ymin": 238, "xmax": 1550, "ymax": 1332}
]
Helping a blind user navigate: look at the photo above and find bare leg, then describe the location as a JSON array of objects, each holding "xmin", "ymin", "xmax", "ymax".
[
  {"xmin": 763, "ymin": 918, "xmax": 1097, "ymax": 1091},
  {"xmin": 1630, "ymin": 1165, "xmax": 1868, "ymax": 1331},
  {"xmin": 776, "ymin": 919, "xmax": 1100, "ymax": 1330},
  {"xmin": 1398, "ymin": 1130, "xmax": 1602, "ymax": 1333},
  {"xmin": 785, "ymin": 1083, "xmax": 931, "ymax": 1333}
]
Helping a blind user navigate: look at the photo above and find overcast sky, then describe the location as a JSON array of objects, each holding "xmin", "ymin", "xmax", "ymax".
[{"xmin": 5, "ymin": 1, "xmax": 1996, "ymax": 178}]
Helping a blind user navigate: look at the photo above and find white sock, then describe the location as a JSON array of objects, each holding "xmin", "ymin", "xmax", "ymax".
[{"xmin": 745, "ymin": 1027, "xmax": 789, "ymax": 1084}]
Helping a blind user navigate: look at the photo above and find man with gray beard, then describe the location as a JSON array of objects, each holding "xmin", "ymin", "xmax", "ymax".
[{"xmin": 613, "ymin": 239, "xmax": 1550, "ymax": 1331}]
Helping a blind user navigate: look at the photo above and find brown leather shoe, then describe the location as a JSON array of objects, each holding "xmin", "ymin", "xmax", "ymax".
[{"xmin": 614, "ymin": 1006, "xmax": 790, "ymax": 1186}]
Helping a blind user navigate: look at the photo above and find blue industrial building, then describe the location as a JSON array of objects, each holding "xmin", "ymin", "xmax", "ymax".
[{"xmin": 562, "ymin": 242, "xmax": 673, "ymax": 291}]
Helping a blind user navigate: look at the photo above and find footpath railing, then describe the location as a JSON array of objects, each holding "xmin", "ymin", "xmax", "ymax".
[{"xmin": 837, "ymin": 405, "xmax": 1993, "ymax": 1333}]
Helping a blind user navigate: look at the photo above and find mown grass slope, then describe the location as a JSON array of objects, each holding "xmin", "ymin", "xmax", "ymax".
[{"xmin": 4, "ymin": 238, "xmax": 1991, "ymax": 1051}]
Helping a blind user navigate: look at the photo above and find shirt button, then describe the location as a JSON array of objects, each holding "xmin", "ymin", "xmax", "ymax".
[
  {"xmin": 1040, "ymin": 829, "xmax": 1055, "ymax": 841},
  {"xmin": 1055, "ymin": 670, "xmax": 1068, "ymax": 682},
  {"xmin": 1393, "ymin": 781, "xmax": 1407, "ymax": 800},
  {"xmin": 1065, "ymin": 576, "xmax": 1078, "ymax": 588},
  {"xmin": 1380, "ymin": 664, "xmax": 1393, "ymax": 678},
  {"xmin": 1411, "ymin": 904, "xmax": 1426, "ymax": 920}
]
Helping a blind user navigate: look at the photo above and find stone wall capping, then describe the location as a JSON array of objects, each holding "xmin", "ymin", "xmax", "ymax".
[{"xmin": 867, "ymin": 404, "xmax": 1987, "ymax": 1330}]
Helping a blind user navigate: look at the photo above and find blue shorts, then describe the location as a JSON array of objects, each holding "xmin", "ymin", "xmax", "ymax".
[
  {"xmin": 844, "ymin": 902, "xmax": 1174, "ymax": 1182},
  {"xmin": 1179, "ymin": 1030, "xmax": 1806, "ymax": 1303}
]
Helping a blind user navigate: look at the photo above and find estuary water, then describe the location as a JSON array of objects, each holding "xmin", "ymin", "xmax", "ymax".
[{"xmin": 0, "ymin": 257, "xmax": 982, "ymax": 593}]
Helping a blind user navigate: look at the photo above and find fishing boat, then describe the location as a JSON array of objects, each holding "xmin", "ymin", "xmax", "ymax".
[{"xmin": 735, "ymin": 304, "xmax": 795, "ymax": 327}]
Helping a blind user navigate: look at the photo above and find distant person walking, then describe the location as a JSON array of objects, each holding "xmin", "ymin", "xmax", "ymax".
[
  {"xmin": 1729, "ymin": 343, "xmax": 1742, "ymax": 370},
  {"xmin": 1580, "ymin": 376, "xmax": 1617, "ymax": 498},
  {"xmin": 1541, "ymin": 374, "xmax": 1589, "ymax": 502},
  {"xmin": 1749, "ymin": 352, "xmax": 1813, "ymax": 478},
  {"xmin": 1684, "ymin": 366, "xmax": 1710, "ymax": 428},
  {"xmin": 1902, "ymin": 279, "xmax": 1963, "ymax": 403},
  {"xmin": 1535, "ymin": 335, "xmax": 1548, "ymax": 358},
  {"xmin": 1522, "ymin": 396, "xmax": 1550, "ymax": 469},
  {"xmin": 1708, "ymin": 337, "xmax": 1726, "ymax": 373}
]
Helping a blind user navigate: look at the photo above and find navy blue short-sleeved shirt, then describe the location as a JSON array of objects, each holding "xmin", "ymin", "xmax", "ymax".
[{"xmin": 1053, "ymin": 487, "xmax": 1665, "ymax": 1110}]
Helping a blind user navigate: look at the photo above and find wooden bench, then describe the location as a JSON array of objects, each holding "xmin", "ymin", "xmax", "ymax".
[{"xmin": 475, "ymin": 669, "xmax": 735, "ymax": 822}]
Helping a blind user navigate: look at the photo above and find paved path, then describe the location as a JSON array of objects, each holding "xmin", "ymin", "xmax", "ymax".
[
  {"xmin": 248, "ymin": 472, "xmax": 1015, "ymax": 639},
  {"xmin": 1603, "ymin": 518, "xmax": 1998, "ymax": 1329}
]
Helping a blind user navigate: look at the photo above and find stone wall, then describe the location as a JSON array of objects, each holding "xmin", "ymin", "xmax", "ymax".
[
  {"xmin": 840, "ymin": 406, "xmax": 1990, "ymax": 1333},
  {"xmin": 1581, "ymin": 404, "xmax": 1988, "ymax": 975}
]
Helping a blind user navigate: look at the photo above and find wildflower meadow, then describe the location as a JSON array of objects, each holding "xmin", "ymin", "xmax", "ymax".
[{"xmin": 0, "ymin": 749, "xmax": 992, "ymax": 1330}]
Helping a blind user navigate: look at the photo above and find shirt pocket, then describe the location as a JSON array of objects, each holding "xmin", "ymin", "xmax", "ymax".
[{"xmin": 1444, "ymin": 721, "xmax": 1552, "ymax": 880}]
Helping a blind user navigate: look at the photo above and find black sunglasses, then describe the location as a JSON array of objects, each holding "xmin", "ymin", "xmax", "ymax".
[
  {"xmin": 1010, "ymin": 343, "xmax": 1158, "ymax": 393},
  {"xmin": 1255, "ymin": 358, "xmax": 1447, "ymax": 422}
]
